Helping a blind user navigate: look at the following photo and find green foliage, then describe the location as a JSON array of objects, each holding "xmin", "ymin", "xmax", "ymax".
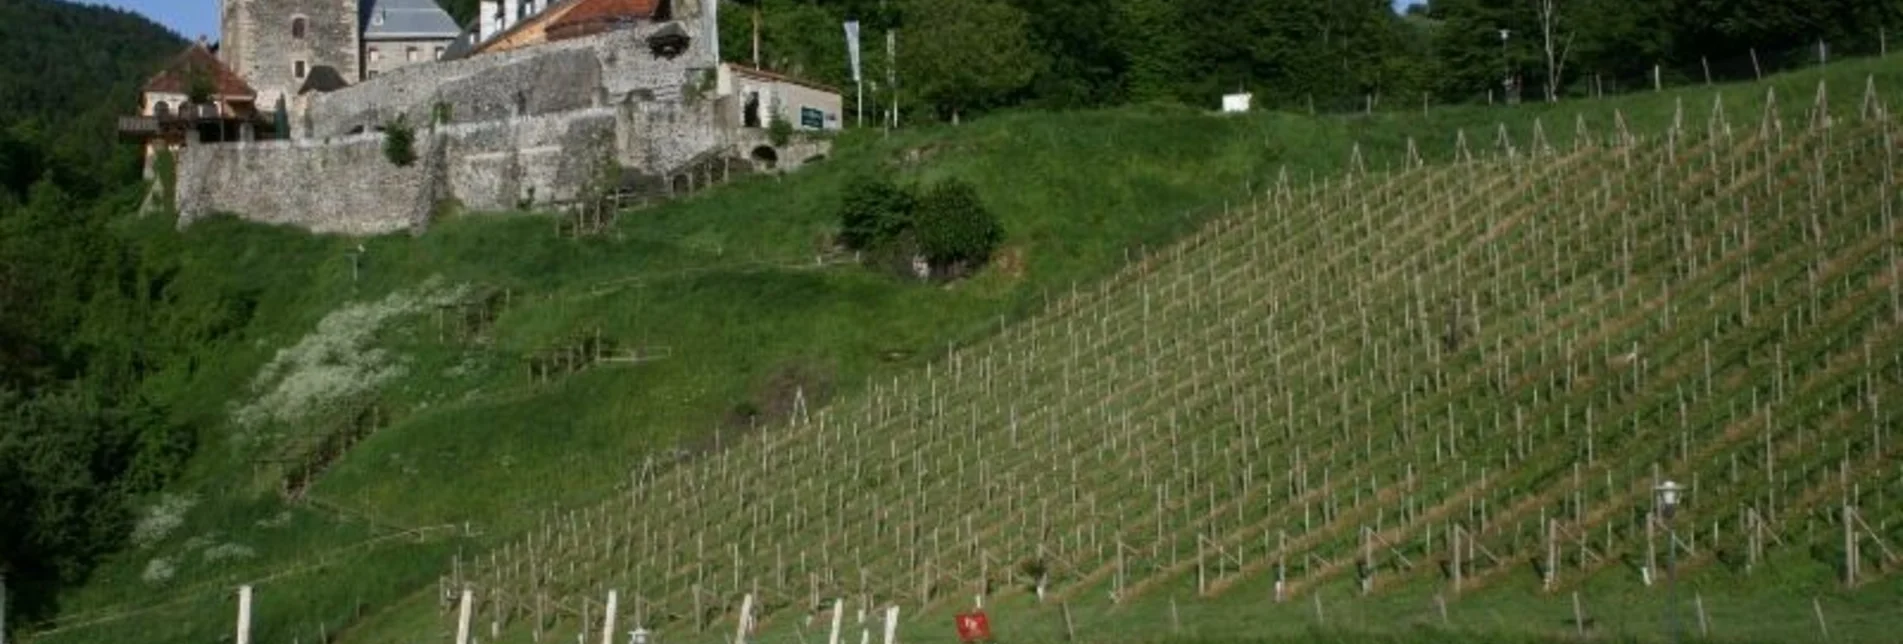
[
  {"xmin": 272, "ymin": 97, "xmax": 291, "ymax": 140},
  {"xmin": 699, "ymin": 0, "xmax": 1902, "ymax": 118},
  {"xmin": 151, "ymin": 145, "xmax": 176, "ymax": 206},
  {"xmin": 899, "ymin": 0, "xmax": 1037, "ymax": 122},
  {"xmin": 439, "ymin": 0, "xmax": 480, "ymax": 27},
  {"xmin": 834, "ymin": 175, "xmax": 1002, "ymax": 276},
  {"xmin": 184, "ymin": 67, "xmax": 214, "ymax": 105},
  {"xmin": 835, "ymin": 175, "xmax": 917, "ymax": 251},
  {"xmin": 766, "ymin": 113, "xmax": 795, "ymax": 147},
  {"xmin": 382, "ymin": 119, "xmax": 417, "ymax": 168},
  {"xmin": 0, "ymin": 385, "xmax": 192, "ymax": 622},
  {"xmin": 913, "ymin": 179, "xmax": 1003, "ymax": 274}
]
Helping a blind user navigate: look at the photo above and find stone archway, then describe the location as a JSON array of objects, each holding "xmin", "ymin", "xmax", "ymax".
[{"xmin": 750, "ymin": 145, "xmax": 779, "ymax": 170}]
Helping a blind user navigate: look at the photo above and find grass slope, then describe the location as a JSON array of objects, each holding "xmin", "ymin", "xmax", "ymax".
[{"xmin": 28, "ymin": 55, "xmax": 1903, "ymax": 644}]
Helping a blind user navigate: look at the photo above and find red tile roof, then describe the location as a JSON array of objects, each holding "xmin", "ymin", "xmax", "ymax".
[
  {"xmin": 546, "ymin": 0, "xmax": 663, "ymax": 37},
  {"xmin": 144, "ymin": 43, "xmax": 256, "ymax": 99}
]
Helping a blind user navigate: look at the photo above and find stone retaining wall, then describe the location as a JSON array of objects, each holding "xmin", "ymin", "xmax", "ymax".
[
  {"xmin": 302, "ymin": 20, "xmax": 714, "ymax": 139},
  {"xmin": 179, "ymin": 108, "xmax": 631, "ymax": 235}
]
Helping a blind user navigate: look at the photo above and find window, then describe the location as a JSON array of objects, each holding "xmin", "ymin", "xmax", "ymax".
[
  {"xmin": 291, "ymin": 16, "xmax": 307, "ymax": 39},
  {"xmin": 369, "ymin": 47, "xmax": 381, "ymax": 63},
  {"xmin": 294, "ymin": 60, "xmax": 307, "ymax": 79},
  {"xmin": 434, "ymin": 46, "xmax": 445, "ymax": 60},
  {"xmin": 407, "ymin": 47, "xmax": 419, "ymax": 63}
]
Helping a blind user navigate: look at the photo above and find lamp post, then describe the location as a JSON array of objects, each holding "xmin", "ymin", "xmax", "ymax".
[
  {"xmin": 1656, "ymin": 480, "xmax": 1683, "ymax": 644},
  {"xmin": 1499, "ymin": 29, "xmax": 1512, "ymax": 104}
]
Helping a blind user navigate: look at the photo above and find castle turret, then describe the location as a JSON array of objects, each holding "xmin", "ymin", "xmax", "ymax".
[{"xmin": 220, "ymin": 0, "xmax": 364, "ymax": 109}]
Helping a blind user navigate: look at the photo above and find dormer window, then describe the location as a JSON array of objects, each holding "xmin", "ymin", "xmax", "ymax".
[
  {"xmin": 291, "ymin": 16, "xmax": 307, "ymax": 39},
  {"xmin": 372, "ymin": 11, "xmax": 385, "ymax": 26}
]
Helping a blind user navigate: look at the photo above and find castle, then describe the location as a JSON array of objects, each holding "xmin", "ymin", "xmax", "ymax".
[
  {"xmin": 217, "ymin": 0, "xmax": 461, "ymax": 113},
  {"xmin": 123, "ymin": 0, "xmax": 843, "ymax": 235}
]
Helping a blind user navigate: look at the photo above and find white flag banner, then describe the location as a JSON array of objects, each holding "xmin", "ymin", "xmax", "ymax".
[
  {"xmin": 708, "ymin": 0, "xmax": 720, "ymax": 63},
  {"xmin": 844, "ymin": 20, "xmax": 863, "ymax": 83}
]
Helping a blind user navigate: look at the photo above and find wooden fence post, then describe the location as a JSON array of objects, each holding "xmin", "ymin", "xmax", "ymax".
[
  {"xmin": 455, "ymin": 588, "xmax": 474, "ymax": 644},
  {"xmin": 1571, "ymin": 592, "xmax": 1586, "ymax": 637},
  {"xmin": 236, "ymin": 585, "xmax": 254, "ymax": 644},
  {"xmin": 602, "ymin": 590, "xmax": 619, "ymax": 644},
  {"xmin": 1451, "ymin": 524, "xmax": 1463, "ymax": 594},
  {"xmin": 734, "ymin": 593, "xmax": 753, "ymax": 644},
  {"xmin": 829, "ymin": 598, "xmax": 844, "ymax": 644},
  {"xmin": 1694, "ymin": 592, "xmax": 1710, "ymax": 637},
  {"xmin": 1812, "ymin": 597, "xmax": 1830, "ymax": 641}
]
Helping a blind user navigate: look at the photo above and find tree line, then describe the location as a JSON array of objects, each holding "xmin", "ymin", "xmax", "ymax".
[
  {"xmin": 461, "ymin": 0, "xmax": 1903, "ymax": 120},
  {"xmin": 0, "ymin": 0, "xmax": 217, "ymax": 628}
]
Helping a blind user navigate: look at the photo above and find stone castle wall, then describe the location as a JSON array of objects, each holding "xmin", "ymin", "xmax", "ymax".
[
  {"xmin": 177, "ymin": 107, "xmax": 628, "ymax": 235},
  {"xmin": 177, "ymin": 12, "xmax": 832, "ymax": 236},
  {"xmin": 302, "ymin": 21, "xmax": 714, "ymax": 139},
  {"xmin": 176, "ymin": 132, "xmax": 429, "ymax": 235}
]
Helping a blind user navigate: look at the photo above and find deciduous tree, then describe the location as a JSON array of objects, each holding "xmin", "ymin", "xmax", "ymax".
[{"xmin": 898, "ymin": 0, "xmax": 1036, "ymax": 123}]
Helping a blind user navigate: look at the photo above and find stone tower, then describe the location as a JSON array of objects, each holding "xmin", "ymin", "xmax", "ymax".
[{"xmin": 219, "ymin": 0, "xmax": 363, "ymax": 110}]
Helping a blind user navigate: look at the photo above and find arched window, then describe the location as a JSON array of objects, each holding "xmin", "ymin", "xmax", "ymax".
[
  {"xmin": 153, "ymin": 101, "xmax": 171, "ymax": 118},
  {"xmin": 291, "ymin": 16, "xmax": 307, "ymax": 39}
]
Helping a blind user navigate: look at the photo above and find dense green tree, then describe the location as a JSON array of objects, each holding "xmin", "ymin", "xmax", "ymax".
[
  {"xmin": 0, "ymin": 385, "xmax": 189, "ymax": 622},
  {"xmin": 0, "ymin": 1, "xmax": 188, "ymax": 629},
  {"xmin": 913, "ymin": 179, "xmax": 1003, "ymax": 273},
  {"xmin": 836, "ymin": 175, "xmax": 916, "ymax": 251},
  {"xmin": 1008, "ymin": 0, "xmax": 1125, "ymax": 107},
  {"xmin": 1112, "ymin": 0, "xmax": 1187, "ymax": 103},
  {"xmin": 897, "ymin": 0, "xmax": 1037, "ymax": 122}
]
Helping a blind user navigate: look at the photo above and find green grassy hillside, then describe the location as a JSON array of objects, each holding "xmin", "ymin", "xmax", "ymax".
[
  {"xmin": 27, "ymin": 55, "xmax": 1903, "ymax": 644},
  {"xmin": 413, "ymin": 63, "xmax": 1903, "ymax": 644}
]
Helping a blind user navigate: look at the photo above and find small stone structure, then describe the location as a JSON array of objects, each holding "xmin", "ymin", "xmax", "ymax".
[{"xmin": 176, "ymin": 11, "xmax": 834, "ymax": 235}]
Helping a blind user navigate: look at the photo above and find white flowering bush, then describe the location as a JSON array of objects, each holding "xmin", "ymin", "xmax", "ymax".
[
  {"xmin": 141, "ymin": 557, "xmax": 177, "ymax": 584},
  {"xmin": 130, "ymin": 494, "xmax": 198, "ymax": 549},
  {"xmin": 231, "ymin": 278, "xmax": 467, "ymax": 441},
  {"xmin": 202, "ymin": 542, "xmax": 257, "ymax": 564}
]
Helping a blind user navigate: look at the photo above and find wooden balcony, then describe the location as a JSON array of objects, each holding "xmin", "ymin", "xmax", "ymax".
[{"xmin": 118, "ymin": 101, "xmax": 266, "ymax": 143}]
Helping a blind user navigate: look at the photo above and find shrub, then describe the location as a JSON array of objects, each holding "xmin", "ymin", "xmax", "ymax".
[
  {"xmin": 836, "ymin": 175, "xmax": 916, "ymax": 251},
  {"xmin": 383, "ymin": 118, "xmax": 417, "ymax": 167},
  {"xmin": 914, "ymin": 179, "xmax": 1003, "ymax": 274},
  {"xmin": 152, "ymin": 145, "xmax": 177, "ymax": 206},
  {"xmin": 767, "ymin": 113, "xmax": 794, "ymax": 148}
]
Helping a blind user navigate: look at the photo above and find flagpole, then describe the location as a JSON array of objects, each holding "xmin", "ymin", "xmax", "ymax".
[{"xmin": 845, "ymin": 20, "xmax": 863, "ymax": 129}]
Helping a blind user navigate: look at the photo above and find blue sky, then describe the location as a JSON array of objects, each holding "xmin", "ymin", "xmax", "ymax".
[
  {"xmin": 83, "ymin": 0, "xmax": 1426, "ymax": 44},
  {"xmin": 80, "ymin": 0, "xmax": 219, "ymax": 40}
]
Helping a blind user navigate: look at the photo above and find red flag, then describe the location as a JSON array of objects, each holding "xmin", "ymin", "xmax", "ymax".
[{"xmin": 954, "ymin": 610, "xmax": 992, "ymax": 642}]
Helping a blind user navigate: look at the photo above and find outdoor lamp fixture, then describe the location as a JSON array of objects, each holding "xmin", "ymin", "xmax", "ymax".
[
  {"xmin": 1655, "ymin": 480, "xmax": 1682, "ymax": 520},
  {"xmin": 1655, "ymin": 479, "xmax": 1684, "ymax": 644}
]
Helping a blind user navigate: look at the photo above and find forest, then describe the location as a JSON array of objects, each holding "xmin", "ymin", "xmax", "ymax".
[{"xmin": 0, "ymin": 0, "xmax": 200, "ymax": 623}]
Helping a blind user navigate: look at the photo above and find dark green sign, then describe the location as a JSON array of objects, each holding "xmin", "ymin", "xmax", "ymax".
[{"xmin": 800, "ymin": 107, "xmax": 825, "ymax": 129}]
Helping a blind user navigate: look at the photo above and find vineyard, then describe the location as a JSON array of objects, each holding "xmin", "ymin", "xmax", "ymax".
[{"xmin": 434, "ymin": 79, "xmax": 1903, "ymax": 642}]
